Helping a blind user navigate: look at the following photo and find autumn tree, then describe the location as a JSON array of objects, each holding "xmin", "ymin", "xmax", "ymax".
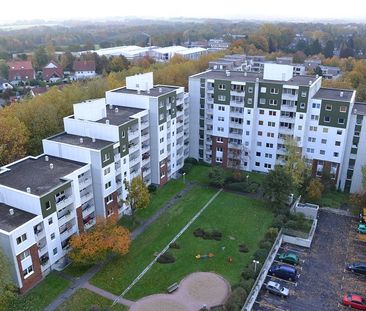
[
  {"xmin": 0, "ymin": 249, "xmax": 16, "ymax": 311},
  {"xmin": 32, "ymin": 46, "xmax": 49, "ymax": 70},
  {"xmin": 0, "ymin": 60, "xmax": 9, "ymax": 79},
  {"xmin": 306, "ymin": 179, "xmax": 324, "ymax": 203},
  {"xmin": 350, "ymin": 166, "xmax": 366, "ymax": 210},
  {"xmin": 283, "ymin": 137, "xmax": 310, "ymax": 190},
  {"xmin": 69, "ymin": 216, "xmax": 131, "ymax": 265},
  {"xmin": 0, "ymin": 116, "xmax": 29, "ymax": 166},
  {"xmin": 123, "ymin": 176, "xmax": 150, "ymax": 219}
]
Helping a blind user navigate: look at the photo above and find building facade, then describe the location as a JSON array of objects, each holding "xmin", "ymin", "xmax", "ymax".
[{"xmin": 189, "ymin": 63, "xmax": 365, "ymax": 193}]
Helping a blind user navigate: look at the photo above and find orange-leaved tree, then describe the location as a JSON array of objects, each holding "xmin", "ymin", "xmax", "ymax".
[{"xmin": 69, "ymin": 215, "xmax": 131, "ymax": 265}]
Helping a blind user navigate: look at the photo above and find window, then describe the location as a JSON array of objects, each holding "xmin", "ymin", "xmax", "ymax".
[
  {"xmin": 19, "ymin": 250, "xmax": 30, "ymax": 261},
  {"xmin": 300, "ymin": 102, "xmax": 305, "ymax": 109},
  {"xmin": 260, "ymin": 87, "xmax": 267, "ymax": 93},
  {"xmin": 334, "ymin": 141, "xmax": 341, "ymax": 147},
  {"xmin": 268, "ymin": 122, "xmax": 275, "ymax": 127},
  {"xmin": 306, "ymin": 148, "xmax": 315, "ymax": 153},
  {"xmin": 264, "ymin": 163, "xmax": 272, "ymax": 169},
  {"xmin": 246, "ymin": 131, "xmax": 250, "ymax": 135},
  {"xmin": 247, "ymin": 109, "xmax": 251, "ymax": 114},
  {"xmin": 256, "ymin": 152, "xmax": 261, "ymax": 157},
  {"xmin": 218, "ymin": 95, "xmax": 226, "ymax": 101},
  {"xmin": 105, "ymin": 181, "xmax": 111, "ymax": 189},
  {"xmin": 320, "ymin": 150, "xmax": 325, "ymax": 155},
  {"xmin": 248, "ymin": 87, "xmax": 253, "ymax": 93},
  {"xmin": 325, "ymin": 104, "xmax": 332, "ymax": 111},
  {"xmin": 267, "ymin": 132, "xmax": 274, "ymax": 137},
  {"xmin": 266, "ymin": 143, "xmax": 273, "ymax": 148},
  {"xmin": 218, "ymin": 105, "xmax": 225, "ymax": 111},
  {"xmin": 269, "ymin": 99, "xmax": 277, "ymax": 106},
  {"xmin": 259, "ymin": 109, "xmax": 264, "ymax": 115},
  {"xmin": 301, "ymin": 91, "xmax": 307, "ymax": 97},
  {"xmin": 159, "ymin": 113, "xmax": 164, "ymax": 121},
  {"xmin": 258, "ymin": 131, "xmax": 263, "ymax": 136},
  {"xmin": 340, "ymin": 106, "xmax": 347, "ymax": 113},
  {"xmin": 324, "ymin": 116, "xmax": 331, "ymax": 123},
  {"xmin": 321, "ymin": 139, "xmax": 327, "ymax": 144},
  {"xmin": 121, "ymin": 130, "xmax": 125, "ymax": 138},
  {"xmin": 298, "ymin": 125, "xmax": 302, "ymax": 130},
  {"xmin": 355, "ymin": 131, "xmax": 360, "ymax": 137},
  {"xmin": 122, "ymin": 145, "xmax": 126, "ymax": 152},
  {"xmin": 269, "ymin": 111, "xmax": 277, "ymax": 116},
  {"xmin": 45, "ymin": 201, "xmax": 51, "ymax": 211},
  {"xmin": 160, "ymin": 149, "xmax": 164, "ymax": 155},
  {"xmin": 105, "ymin": 194, "xmax": 113, "ymax": 204},
  {"xmin": 311, "ymin": 115, "xmax": 319, "ymax": 121},
  {"xmin": 51, "ymin": 233, "xmax": 55, "ymax": 240},
  {"xmin": 334, "ymin": 152, "xmax": 339, "ymax": 157},
  {"xmin": 103, "ymin": 152, "xmax": 110, "ymax": 162},
  {"xmin": 218, "ymin": 116, "xmax": 224, "ymax": 121},
  {"xmin": 323, "ymin": 127, "xmax": 328, "ymax": 133},
  {"xmin": 312, "ymin": 103, "xmax": 320, "ymax": 109},
  {"xmin": 257, "ymin": 141, "xmax": 262, "ymax": 147},
  {"xmin": 159, "ymin": 101, "xmax": 164, "ymax": 108},
  {"xmin": 308, "ymin": 137, "xmax": 316, "ymax": 142},
  {"xmin": 53, "ymin": 248, "xmax": 58, "ymax": 256},
  {"xmin": 159, "ymin": 137, "xmax": 164, "ymax": 143},
  {"xmin": 123, "ymin": 158, "xmax": 126, "ymax": 164},
  {"xmin": 104, "ymin": 167, "xmax": 111, "ymax": 175},
  {"xmin": 246, "ymin": 120, "xmax": 250, "ymax": 125},
  {"xmin": 23, "ymin": 265, "xmax": 33, "ymax": 278},
  {"xmin": 247, "ymin": 98, "xmax": 253, "ymax": 105},
  {"xmin": 218, "ymin": 84, "xmax": 226, "ymax": 90},
  {"xmin": 255, "ymin": 162, "xmax": 260, "ymax": 167},
  {"xmin": 16, "ymin": 234, "xmax": 27, "ymax": 245},
  {"xmin": 299, "ymin": 114, "xmax": 304, "ymax": 119},
  {"xmin": 338, "ymin": 118, "xmax": 345, "ymax": 124},
  {"xmin": 159, "ymin": 125, "xmax": 164, "ymax": 131},
  {"xmin": 270, "ymin": 88, "xmax": 279, "ymax": 94},
  {"xmin": 259, "ymin": 98, "xmax": 266, "ymax": 105},
  {"xmin": 216, "ymin": 157, "xmax": 223, "ymax": 163},
  {"xmin": 217, "ymin": 137, "xmax": 224, "ymax": 143},
  {"xmin": 48, "ymin": 217, "xmax": 53, "ymax": 225},
  {"xmin": 310, "ymin": 126, "xmax": 317, "ymax": 132},
  {"xmin": 337, "ymin": 130, "xmax": 342, "ymax": 135},
  {"xmin": 259, "ymin": 120, "xmax": 264, "ymax": 125},
  {"xmin": 217, "ymin": 147, "xmax": 223, "ymax": 152}
]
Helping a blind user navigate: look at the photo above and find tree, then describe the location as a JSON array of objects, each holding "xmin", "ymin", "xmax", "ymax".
[
  {"xmin": 0, "ymin": 249, "xmax": 16, "ymax": 311},
  {"xmin": 263, "ymin": 165, "xmax": 293, "ymax": 210},
  {"xmin": 309, "ymin": 39, "xmax": 322, "ymax": 55},
  {"xmin": 69, "ymin": 215, "xmax": 131, "ymax": 265},
  {"xmin": 32, "ymin": 46, "xmax": 49, "ymax": 70},
  {"xmin": 283, "ymin": 137, "xmax": 310, "ymax": 190},
  {"xmin": 208, "ymin": 166, "xmax": 226, "ymax": 188},
  {"xmin": 323, "ymin": 40, "xmax": 335, "ymax": 58},
  {"xmin": 306, "ymin": 179, "xmax": 324, "ymax": 203},
  {"xmin": 0, "ymin": 60, "xmax": 9, "ymax": 79},
  {"xmin": 60, "ymin": 51, "xmax": 75, "ymax": 71},
  {"xmin": 0, "ymin": 116, "xmax": 29, "ymax": 166},
  {"xmin": 315, "ymin": 66, "xmax": 323, "ymax": 76},
  {"xmin": 107, "ymin": 56, "xmax": 129, "ymax": 73},
  {"xmin": 296, "ymin": 40, "xmax": 309, "ymax": 55},
  {"xmin": 123, "ymin": 176, "xmax": 150, "ymax": 219},
  {"xmin": 293, "ymin": 51, "xmax": 306, "ymax": 63}
]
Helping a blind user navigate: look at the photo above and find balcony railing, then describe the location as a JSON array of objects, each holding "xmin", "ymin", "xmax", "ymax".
[{"xmin": 56, "ymin": 196, "xmax": 73, "ymax": 209}]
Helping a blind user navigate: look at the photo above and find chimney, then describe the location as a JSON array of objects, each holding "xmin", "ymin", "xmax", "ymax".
[
  {"xmin": 137, "ymin": 88, "xmax": 141, "ymax": 95},
  {"xmin": 45, "ymin": 155, "xmax": 49, "ymax": 162},
  {"xmin": 316, "ymin": 74, "xmax": 319, "ymax": 79},
  {"xmin": 244, "ymin": 72, "xmax": 247, "ymax": 77},
  {"xmin": 226, "ymin": 70, "xmax": 230, "ymax": 77},
  {"xmin": 115, "ymin": 107, "xmax": 119, "ymax": 113},
  {"xmin": 255, "ymin": 77, "xmax": 259, "ymax": 82},
  {"xmin": 92, "ymin": 137, "xmax": 96, "ymax": 142},
  {"xmin": 147, "ymin": 88, "xmax": 150, "ymax": 94},
  {"xmin": 80, "ymin": 137, "xmax": 83, "ymax": 144},
  {"xmin": 159, "ymin": 87, "xmax": 163, "ymax": 93},
  {"xmin": 9, "ymin": 209, "xmax": 14, "ymax": 216},
  {"xmin": 50, "ymin": 163, "xmax": 54, "ymax": 170},
  {"xmin": 340, "ymin": 91, "xmax": 344, "ymax": 97},
  {"xmin": 26, "ymin": 187, "xmax": 31, "ymax": 193},
  {"xmin": 109, "ymin": 104, "xmax": 113, "ymax": 110},
  {"xmin": 309, "ymin": 81, "xmax": 312, "ymax": 85},
  {"xmin": 106, "ymin": 119, "xmax": 110, "ymax": 125}
]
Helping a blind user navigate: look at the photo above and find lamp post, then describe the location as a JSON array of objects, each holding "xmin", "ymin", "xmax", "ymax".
[
  {"xmin": 183, "ymin": 172, "xmax": 186, "ymax": 184},
  {"xmin": 253, "ymin": 259, "xmax": 259, "ymax": 273}
]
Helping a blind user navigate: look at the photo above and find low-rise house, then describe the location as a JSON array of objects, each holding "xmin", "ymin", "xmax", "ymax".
[
  {"xmin": 7, "ymin": 61, "xmax": 35, "ymax": 83},
  {"xmin": 72, "ymin": 60, "xmax": 96, "ymax": 80},
  {"xmin": 43, "ymin": 61, "xmax": 64, "ymax": 82},
  {"xmin": 0, "ymin": 78, "xmax": 13, "ymax": 93}
]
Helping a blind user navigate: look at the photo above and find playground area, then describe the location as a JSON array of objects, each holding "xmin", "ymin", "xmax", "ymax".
[{"xmin": 129, "ymin": 272, "xmax": 230, "ymax": 311}]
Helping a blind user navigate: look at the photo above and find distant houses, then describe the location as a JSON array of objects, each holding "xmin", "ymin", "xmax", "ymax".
[
  {"xmin": 42, "ymin": 61, "xmax": 64, "ymax": 82},
  {"xmin": 7, "ymin": 60, "xmax": 35, "ymax": 83},
  {"xmin": 72, "ymin": 60, "xmax": 96, "ymax": 80}
]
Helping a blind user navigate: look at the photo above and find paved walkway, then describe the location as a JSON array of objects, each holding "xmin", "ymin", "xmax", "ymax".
[
  {"xmin": 43, "ymin": 182, "xmax": 195, "ymax": 311},
  {"xmin": 320, "ymin": 206, "xmax": 355, "ymax": 217}
]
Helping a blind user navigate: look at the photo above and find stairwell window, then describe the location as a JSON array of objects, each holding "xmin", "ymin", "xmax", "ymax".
[
  {"xmin": 218, "ymin": 95, "xmax": 226, "ymax": 101},
  {"xmin": 16, "ymin": 233, "xmax": 27, "ymax": 245},
  {"xmin": 218, "ymin": 84, "xmax": 226, "ymax": 90},
  {"xmin": 23, "ymin": 265, "xmax": 33, "ymax": 278}
]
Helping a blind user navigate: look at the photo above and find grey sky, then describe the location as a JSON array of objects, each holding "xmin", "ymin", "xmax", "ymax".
[{"xmin": 1, "ymin": 0, "xmax": 365, "ymax": 23}]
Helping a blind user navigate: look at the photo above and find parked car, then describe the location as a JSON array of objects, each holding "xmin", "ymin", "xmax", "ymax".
[
  {"xmin": 278, "ymin": 251, "xmax": 299, "ymax": 265},
  {"xmin": 346, "ymin": 262, "xmax": 366, "ymax": 275},
  {"xmin": 268, "ymin": 264, "xmax": 297, "ymax": 281},
  {"xmin": 265, "ymin": 280, "xmax": 289, "ymax": 298},
  {"xmin": 342, "ymin": 294, "xmax": 366, "ymax": 310},
  {"xmin": 358, "ymin": 224, "xmax": 366, "ymax": 234}
]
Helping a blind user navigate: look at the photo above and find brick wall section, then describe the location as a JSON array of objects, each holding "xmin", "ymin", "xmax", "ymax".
[
  {"xmin": 75, "ymin": 206, "xmax": 84, "ymax": 233},
  {"xmin": 16, "ymin": 244, "xmax": 42, "ymax": 293},
  {"xmin": 159, "ymin": 158, "xmax": 168, "ymax": 186},
  {"xmin": 311, "ymin": 159, "xmax": 338, "ymax": 185},
  {"xmin": 105, "ymin": 191, "xmax": 120, "ymax": 216},
  {"xmin": 211, "ymin": 136, "xmax": 228, "ymax": 167}
]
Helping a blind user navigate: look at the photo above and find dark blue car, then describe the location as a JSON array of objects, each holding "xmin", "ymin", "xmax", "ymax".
[{"xmin": 268, "ymin": 264, "xmax": 297, "ymax": 281}]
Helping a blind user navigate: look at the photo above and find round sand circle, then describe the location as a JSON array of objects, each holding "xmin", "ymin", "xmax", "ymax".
[{"xmin": 130, "ymin": 295, "xmax": 189, "ymax": 311}]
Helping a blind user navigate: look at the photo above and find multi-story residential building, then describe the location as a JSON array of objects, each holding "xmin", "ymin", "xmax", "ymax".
[
  {"xmin": 189, "ymin": 63, "xmax": 366, "ymax": 193},
  {"xmin": 0, "ymin": 72, "xmax": 189, "ymax": 292}
]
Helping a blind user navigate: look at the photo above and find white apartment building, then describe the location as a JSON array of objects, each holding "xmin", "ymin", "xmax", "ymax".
[{"xmin": 189, "ymin": 63, "xmax": 365, "ymax": 192}]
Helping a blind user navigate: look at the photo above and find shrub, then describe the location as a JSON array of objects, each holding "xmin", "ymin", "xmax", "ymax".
[
  {"xmin": 258, "ymin": 240, "xmax": 273, "ymax": 250},
  {"xmin": 253, "ymin": 248, "xmax": 269, "ymax": 262},
  {"xmin": 239, "ymin": 243, "xmax": 249, "ymax": 253},
  {"xmin": 241, "ymin": 278, "xmax": 255, "ymax": 293},
  {"xmin": 169, "ymin": 242, "xmax": 180, "ymax": 249},
  {"xmin": 208, "ymin": 166, "xmax": 226, "ymax": 188},
  {"xmin": 147, "ymin": 184, "xmax": 157, "ymax": 193},
  {"xmin": 179, "ymin": 163, "xmax": 193, "ymax": 174},
  {"xmin": 211, "ymin": 230, "xmax": 222, "ymax": 241},
  {"xmin": 157, "ymin": 252, "xmax": 176, "ymax": 264},
  {"xmin": 264, "ymin": 227, "xmax": 279, "ymax": 242},
  {"xmin": 193, "ymin": 228, "xmax": 205, "ymax": 237},
  {"xmin": 224, "ymin": 287, "xmax": 247, "ymax": 311},
  {"xmin": 272, "ymin": 214, "xmax": 287, "ymax": 229},
  {"xmin": 241, "ymin": 267, "xmax": 256, "ymax": 280},
  {"xmin": 184, "ymin": 157, "xmax": 198, "ymax": 165}
]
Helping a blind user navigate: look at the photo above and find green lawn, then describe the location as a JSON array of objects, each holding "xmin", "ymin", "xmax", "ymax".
[
  {"xmin": 8, "ymin": 273, "xmax": 69, "ymax": 311},
  {"xmin": 91, "ymin": 185, "xmax": 217, "ymax": 295},
  {"xmin": 63, "ymin": 263, "xmax": 93, "ymax": 278},
  {"xmin": 57, "ymin": 289, "xmax": 127, "ymax": 311},
  {"xmin": 125, "ymin": 192, "xmax": 272, "ymax": 300},
  {"xmin": 119, "ymin": 178, "xmax": 186, "ymax": 230},
  {"xmin": 318, "ymin": 190, "xmax": 350, "ymax": 208}
]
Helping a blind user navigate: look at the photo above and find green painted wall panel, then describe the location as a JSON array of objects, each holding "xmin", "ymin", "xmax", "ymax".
[
  {"xmin": 318, "ymin": 99, "xmax": 350, "ymax": 129},
  {"xmin": 40, "ymin": 182, "xmax": 71, "ymax": 218},
  {"xmin": 213, "ymin": 79, "xmax": 231, "ymax": 105}
]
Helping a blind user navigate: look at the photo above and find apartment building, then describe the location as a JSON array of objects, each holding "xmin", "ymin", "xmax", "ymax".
[
  {"xmin": 0, "ymin": 72, "xmax": 189, "ymax": 292},
  {"xmin": 189, "ymin": 63, "xmax": 365, "ymax": 193}
]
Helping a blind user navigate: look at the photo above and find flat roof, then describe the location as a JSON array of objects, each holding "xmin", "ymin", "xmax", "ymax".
[
  {"xmin": 153, "ymin": 46, "xmax": 186, "ymax": 54},
  {"xmin": 0, "ymin": 155, "xmax": 86, "ymax": 196},
  {"xmin": 192, "ymin": 70, "xmax": 316, "ymax": 86},
  {"xmin": 353, "ymin": 102, "xmax": 366, "ymax": 115},
  {"xmin": 112, "ymin": 85, "xmax": 178, "ymax": 97},
  {"xmin": 96, "ymin": 106, "xmax": 145, "ymax": 126},
  {"xmin": 313, "ymin": 88, "xmax": 354, "ymax": 102},
  {"xmin": 176, "ymin": 47, "xmax": 207, "ymax": 55},
  {"xmin": 0, "ymin": 204, "xmax": 37, "ymax": 232},
  {"xmin": 49, "ymin": 132, "xmax": 113, "ymax": 150}
]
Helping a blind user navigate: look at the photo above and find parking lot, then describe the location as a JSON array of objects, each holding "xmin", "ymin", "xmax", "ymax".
[{"xmin": 254, "ymin": 210, "xmax": 366, "ymax": 311}]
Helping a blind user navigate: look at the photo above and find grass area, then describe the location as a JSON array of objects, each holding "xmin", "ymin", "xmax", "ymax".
[
  {"xmin": 318, "ymin": 190, "xmax": 350, "ymax": 208},
  {"xmin": 57, "ymin": 289, "xmax": 127, "ymax": 311},
  {"xmin": 118, "ymin": 178, "xmax": 185, "ymax": 230},
  {"xmin": 63, "ymin": 263, "xmax": 93, "ymax": 278},
  {"xmin": 91, "ymin": 185, "xmax": 217, "ymax": 295},
  {"xmin": 9, "ymin": 273, "xmax": 69, "ymax": 311},
  {"xmin": 125, "ymin": 192, "xmax": 272, "ymax": 300}
]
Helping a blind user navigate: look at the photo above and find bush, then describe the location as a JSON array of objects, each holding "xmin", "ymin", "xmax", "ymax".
[
  {"xmin": 264, "ymin": 227, "xmax": 279, "ymax": 242},
  {"xmin": 157, "ymin": 252, "xmax": 176, "ymax": 264},
  {"xmin": 224, "ymin": 287, "xmax": 247, "ymax": 311},
  {"xmin": 194, "ymin": 228, "xmax": 222, "ymax": 241},
  {"xmin": 258, "ymin": 240, "xmax": 273, "ymax": 250},
  {"xmin": 272, "ymin": 214, "xmax": 287, "ymax": 229},
  {"xmin": 240, "ymin": 278, "xmax": 255, "ymax": 293},
  {"xmin": 241, "ymin": 267, "xmax": 256, "ymax": 280},
  {"xmin": 239, "ymin": 243, "xmax": 249, "ymax": 253},
  {"xmin": 193, "ymin": 228, "xmax": 205, "ymax": 237},
  {"xmin": 179, "ymin": 163, "xmax": 193, "ymax": 174},
  {"xmin": 211, "ymin": 230, "xmax": 222, "ymax": 241},
  {"xmin": 147, "ymin": 184, "xmax": 157, "ymax": 193},
  {"xmin": 184, "ymin": 157, "xmax": 198, "ymax": 165},
  {"xmin": 169, "ymin": 242, "xmax": 180, "ymax": 249},
  {"xmin": 253, "ymin": 248, "xmax": 269, "ymax": 262}
]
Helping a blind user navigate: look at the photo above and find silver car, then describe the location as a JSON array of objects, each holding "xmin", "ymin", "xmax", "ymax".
[{"xmin": 265, "ymin": 281, "xmax": 289, "ymax": 297}]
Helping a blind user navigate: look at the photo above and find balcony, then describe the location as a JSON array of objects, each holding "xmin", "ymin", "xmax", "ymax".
[
  {"xmin": 79, "ymin": 176, "xmax": 92, "ymax": 189},
  {"xmin": 230, "ymin": 99, "xmax": 244, "ymax": 107},
  {"xmin": 34, "ymin": 224, "xmax": 45, "ymax": 239},
  {"xmin": 142, "ymin": 167, "xmax": 151, "ymax": 176},
  {"xmin": 141, "ymin": 120, "xmax": 149, "ymax": 130},
  {"xmin": 141, "ymin": 144, "xmax": 150, "ymax": 153},
  {"xmin": 141, "ymin": 132, "xmax": 150, "ymax": 142},
  {"xmin": 58, "ymin": 209, "xmax": 73, "ymax": 226},
  {"xmin": 129, "ymin": 156, "xmax": 140, "ymax": 167},
  {"xmin": 115, "ymin": 161, "xmax": 121, "ymax": 172},
  {"xmin": 84, "ymin": 217, "xmax": 96, "ymax": 230},
  {"xmin": 40, "ymin": 253, "xmax": 50, "ymax": 270},
  {"xmin": 128, "ymin": 129, "xmax": 139, "ymax": 140},
  {"xmin": 60, "ymin": 223, "xmax": 76, "ymax": 241},
  {"xmin": 130, "ymin": 170, "xmax": 140, "ymax": 180},
  {"xmin": 280, "ymin": 115, "xmax": 296, "ymax": 123},
  {"xmin": 56, "ymin": 196, "xmax": 73, "ymax": 210},
  {"xmin": 229, "ymin": 121, "xmax": 243, "ymax": 129},
  {"xmin": 129, "ymin": 143, "xmax": 139, "ymax": 154},
  {"xmin": 282, "ymin": 93, "xmax": 298, "ymax": 101},
  {"xmin": 37, "ymin": 237, "xmax": 47, "ymax": 255},
  {"xmin": 80, "ymin": 191, "xmax": 93, "ymax": 203},
  {"xmin": 229, "ymin": 131, "xmax": 243, "ymax": 139},
  {"xmin": 177, "ymin": 131, "xmax": 184, "ymax": 139},
  {"xmin": 279, "ymin": 127, "xmax": 294, "ymax": 135},
  {"xmin": 116, "ymin": 178, "xmax": 123, "ymax": 188},
  {"xmin": 281, "ymin": 103, "xmax": 296, "ymax": 112},
  {"xmin": 82, "ymin": 203, "xmax": 95, "ymax": 218}
]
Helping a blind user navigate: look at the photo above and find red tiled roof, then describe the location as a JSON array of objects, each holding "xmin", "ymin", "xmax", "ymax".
[
  {"xmin": 43, "ymin": 61, "xmax": 64, "ymax": 80},
  {"xmin": 7, "ymin": 61, "xmax": 35, "ymax": 81},
  {"xmin": 7, "ymin": 61, "xmax": 33, "ymax": 71},
  {"xmin": 73, "ymin": 60, "xmax": 96, "ymax": 72}
]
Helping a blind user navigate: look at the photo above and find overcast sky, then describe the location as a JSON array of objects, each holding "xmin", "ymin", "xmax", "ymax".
[{"xmin": 1, "ymin": 0, "xmax": 365, "ymax": 23}]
